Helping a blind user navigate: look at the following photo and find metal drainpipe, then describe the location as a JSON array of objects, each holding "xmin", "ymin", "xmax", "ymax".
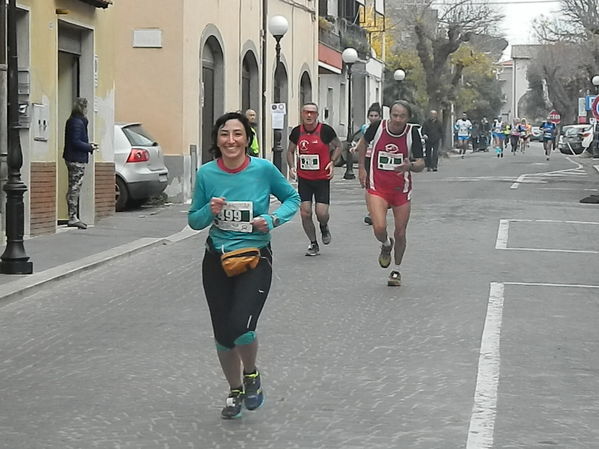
[{"xmin": 261, "ymin": 0, "xmax": 268, "ymax": 159}]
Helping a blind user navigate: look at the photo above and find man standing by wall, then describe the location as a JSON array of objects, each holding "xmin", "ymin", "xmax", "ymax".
[
  {"xmin": 245, "ymin": 109, "xmax": 260, "ymax": 157},
  {"xmin": 421, "ymin": 110, "xmax": 443, "ymax": 172}
]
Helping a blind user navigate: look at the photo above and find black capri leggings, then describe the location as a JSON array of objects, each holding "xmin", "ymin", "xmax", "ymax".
[{"xmin": 202, "ymin": 244, "xmax": 273, "ymax": 349}]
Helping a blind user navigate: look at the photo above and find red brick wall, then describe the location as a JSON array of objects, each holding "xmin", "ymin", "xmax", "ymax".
[
  {"xmin": 95, "ymin": 162, "xmax": 115, "ymax": 220},
  {"xmin": 30, "ymin": 162, "xmax": 56, "ymax": 236}
]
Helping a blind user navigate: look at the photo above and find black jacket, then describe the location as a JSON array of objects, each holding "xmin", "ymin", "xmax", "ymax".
[
  {"xmin": 421, "ymin": 118, "xmax": 444, "ymax": 144},
  {"xmin": 63, "ymin": 114, "xmax": 93, "ymax": 163}
]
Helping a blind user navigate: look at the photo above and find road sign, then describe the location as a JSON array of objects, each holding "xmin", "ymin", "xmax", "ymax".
[
  {"xmin": 592, "ymin": 96, "xmax": 599, "ymax": 120},
  {"xmin": 548, "ymin": 110, "xmax": 561, "ymax": 124}
]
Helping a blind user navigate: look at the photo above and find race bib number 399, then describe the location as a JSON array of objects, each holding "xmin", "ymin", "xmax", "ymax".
[
  {"xmin": 299, "ymin": 154, "xmax": 320, "ymax": 170},
  {"xmin": 377, "ymin": 151, "xmax": 403, "ymax": 171},
  {"xmin": 215, "ymin": 201, "xmax": 253, "ymax": 233}
]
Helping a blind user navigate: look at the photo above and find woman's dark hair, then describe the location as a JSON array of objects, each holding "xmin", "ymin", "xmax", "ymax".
[
  {"xmin": 390, "ymin": 100, "xmax": 413, "ymax": 118},
  {"xmin": 367, "ymin": 102, "xmax": 381, "ymax": 115},
  {"xmin": 210, "ymin": 111, "xmax": 254, "ymax": 158}
]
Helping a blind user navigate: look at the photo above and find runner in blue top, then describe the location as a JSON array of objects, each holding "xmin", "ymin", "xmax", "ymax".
[
  {"xmin": 350, "ymin": 102, "xmax": 381, "ymax": 225},
  {"xmin": 189, "ymin": 111, "xmax": 300, "ymax": 419},
  {"xmin": 492, "ymin": 117, "xmax": 505, "ymax": 158},
  {"xmin": 540, "ymin": 117, "xmax": 557, "ymax": 160}
]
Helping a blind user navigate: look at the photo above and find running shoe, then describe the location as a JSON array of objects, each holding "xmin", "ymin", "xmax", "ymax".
[
  {"xmin": 305, "ymin": 242, "xmax": 320, "ymax": 256},
  {"xmin": 221, "ymin": 388, "xmax": 243, "ymax": 419},
  {"xmin": 243, "ymin": 371, "xmax": 264, "ymax": 410},
  {"xmin": 378, "ymin": 238, "xmax": 393, "ymax": 268},
  {"xmin": 387, "ymin": 271, "xmax": 401, "ymax": 287},
  {"xmin": 364, "ymin": 216, "xmax": 373, "ymax": 225},
  {"xmin": 321, "ymin": 225, "xmax": 332, "ymax": 245}
]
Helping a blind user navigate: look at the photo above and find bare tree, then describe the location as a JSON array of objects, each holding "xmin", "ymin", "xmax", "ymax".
[
  {"xmin": 527, "ymin": 43, "xmax": 588, "ymax": 123},
  {"xmin": 412, "ymin": 0, "xmax": 503, "ymax": 109}
]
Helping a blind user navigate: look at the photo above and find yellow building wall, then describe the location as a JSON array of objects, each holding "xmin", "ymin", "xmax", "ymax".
[{"xmin": 113, "ymin": 0, "xmax": 184, "ymax": 157}]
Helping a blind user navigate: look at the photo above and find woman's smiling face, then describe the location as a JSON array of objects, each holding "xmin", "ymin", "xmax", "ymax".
[{"xmin": 217, "ymin": 119, "xmax": 248, "ymax": 160}]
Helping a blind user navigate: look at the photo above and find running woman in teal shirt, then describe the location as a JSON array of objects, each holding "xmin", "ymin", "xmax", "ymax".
[{"xmin": 189, "ymin": 112, "xmax": 299, "ymax": 419}]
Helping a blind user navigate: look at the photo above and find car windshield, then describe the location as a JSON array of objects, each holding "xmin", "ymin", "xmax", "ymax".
[
  {"xmin": 122, "ymin": 124, "xmax": 156, "ymax": 146},
  {"xmin": 563, "ymin": 127, "xmax": 582, "ymax": 137}
]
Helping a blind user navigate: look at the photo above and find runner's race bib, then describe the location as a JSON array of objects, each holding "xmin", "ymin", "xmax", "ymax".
[
  {"xmin": 215, "ymin": 201, "xmax": 253, "ymax": 233},
  {"xmin": 377, "ymin": 151, "xmax": 404, "ymax": 171},
  {"xmin": 299, "ymin": 154, "xmax": 320, "ymax": 170}
]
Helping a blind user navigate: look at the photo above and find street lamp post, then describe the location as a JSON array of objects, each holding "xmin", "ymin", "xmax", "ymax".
[
  {"xmin": 342, "ymin": 47, "xmax": 358, "ymax": 180},
  {"xmin": 393, "ymin": 69, "xmax": 406, "ymax": 99},
  {"xmin": 268, "ymin": 15, "xmax": 288, "ymax": 172},
  {"xmin": 1, "ymin": 0, "xmax": 33, "ymax": 274},
  {"xmin": 592, "ymin": 75, "xmax": 599, "ymax": 158}
]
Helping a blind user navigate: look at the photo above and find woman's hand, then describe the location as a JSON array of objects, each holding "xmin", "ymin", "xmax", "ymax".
[
  {"xmin": 252, "ymin": 217, "xmax": 269, "ymax": 233},
  {"xmin": 209, "ymin": 197, "xmax": 226, "ymax": 216}
]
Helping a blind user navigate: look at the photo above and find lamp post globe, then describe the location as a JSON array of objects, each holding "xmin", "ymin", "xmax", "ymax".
[
  {"xmin": 394, "ymin": 69, "xmax": 406, "ymax": 81},
  {"xmin": 268, "ymin": 15, "xmax": 288, "ymax": 39},
  {"xmin": 342, "ymin": 47, "xmax": 358, "ymax": 65}
]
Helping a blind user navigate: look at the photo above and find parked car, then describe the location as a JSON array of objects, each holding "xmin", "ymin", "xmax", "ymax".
[
  {"xmin": 530, "ymin": 126, "xmax": 542, "ymax": 141},
  {"xmin": 114, "ymin": 123, "xmax": 169, "ymax": 211},
  {"xmin": 557, "ymin": 124, "xmax": 594, "ymax": 155}
]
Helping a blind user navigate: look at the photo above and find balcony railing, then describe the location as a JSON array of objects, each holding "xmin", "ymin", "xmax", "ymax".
[{"xmin": 318, "ymin": 15, "xmax": 369, "ymax": 58}]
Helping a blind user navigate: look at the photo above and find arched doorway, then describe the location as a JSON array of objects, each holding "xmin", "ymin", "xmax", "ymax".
[
  {"xmin": 241, "ymin": 51, "xmax": 259, "ymax": 114},
  {"xmin": 201, "ymin": 37, "xmax": 224, "ymax": 164},
  {"xmin": 299, "ymin": 71, "xmax": 312, "ymax": 108}
]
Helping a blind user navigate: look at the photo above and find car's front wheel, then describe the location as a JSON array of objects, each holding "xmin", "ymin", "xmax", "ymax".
[{"xmin": 115, "ymin": 177, "xmax": 129, "ymax": 212}]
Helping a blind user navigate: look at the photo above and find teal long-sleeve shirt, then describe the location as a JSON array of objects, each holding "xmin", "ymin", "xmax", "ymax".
[{"xmin": 188, "ymin": 157, "xmax": 300, "ymax": 253}]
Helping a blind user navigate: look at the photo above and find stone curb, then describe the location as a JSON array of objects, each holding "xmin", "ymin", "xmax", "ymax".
[{"xmin": 0, "ymin": 228, "xmax": 202, "ymax": 305}]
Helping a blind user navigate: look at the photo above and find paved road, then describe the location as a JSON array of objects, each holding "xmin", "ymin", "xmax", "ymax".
[{"xmin": 0, "ymin": 144, "xmax": 597, "ymax": 448}]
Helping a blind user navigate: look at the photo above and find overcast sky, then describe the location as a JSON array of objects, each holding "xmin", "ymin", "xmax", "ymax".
[{"xmin": 498, "ymin": 0, "xmax": 561, "ymax": 45}]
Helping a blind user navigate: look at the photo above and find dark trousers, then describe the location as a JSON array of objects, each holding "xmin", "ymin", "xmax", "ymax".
[
  {"xmin": 425, "ymin": 140, "xmax": 440, "ymax": 170},
  {"xmin": 202, "ymin": 245, "xmax": 273, "ymax": 349}
]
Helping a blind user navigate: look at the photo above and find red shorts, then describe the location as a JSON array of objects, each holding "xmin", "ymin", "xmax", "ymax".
[{"xmin": 367, "ymin": 188, "xmax": 411, "ymax": 207}]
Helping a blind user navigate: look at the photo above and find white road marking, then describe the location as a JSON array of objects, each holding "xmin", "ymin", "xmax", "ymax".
[
  {"xmin": 503, "ymin": 281, "xmax": 599, "ymax": 288},
  {"xmin": 495, "ymin": 218, "xmax": 599, "ymax": 253},
  {"xmin": 495, "ymin": 219, "xmax": 509, "ymax": 249},
  {"xmin": 510, "ymin": 157, "xmax": 586, "ymax": 189},
  {"xmin": 466, "ymin": 280, "xmax": 599, "ymax": 448},
  {"xmin": 466, "ymin": 282, "xmax": 504, "ymax": 449}
]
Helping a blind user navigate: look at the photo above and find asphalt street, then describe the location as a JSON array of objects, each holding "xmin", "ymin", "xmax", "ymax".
[{"xmin": 1, "ymin": 142, "xmax": 598, "ymax": 449}]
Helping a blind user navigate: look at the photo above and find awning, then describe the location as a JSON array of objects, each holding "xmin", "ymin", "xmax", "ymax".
[
  {"xmin": 318, "ymin": 43, "xmax": 342, "ymax": 73},
  {"xmin": 77, "ymin": 0, "xmax": 113, "ymax": 8}
]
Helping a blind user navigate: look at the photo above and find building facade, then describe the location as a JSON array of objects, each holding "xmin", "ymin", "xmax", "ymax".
[
  {"xmin": 113, "ymin": 0, "xmax": 318, "ymax": 200},
  {"xmin": 0, "ymin": 0, "xmax": 116, "ymax": 241},
  {"xmin": 317, "ymin": 0, "xmax": 384, "ymax": 140}
]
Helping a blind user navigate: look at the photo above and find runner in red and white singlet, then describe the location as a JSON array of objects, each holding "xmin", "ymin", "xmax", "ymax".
[
  {"xmin": 356, "ymin": 100, "xmax": 425, "ymax": 286},
  {"xmin": 287, "ymin": 103, "xmax": 342, "ymax": 256}
]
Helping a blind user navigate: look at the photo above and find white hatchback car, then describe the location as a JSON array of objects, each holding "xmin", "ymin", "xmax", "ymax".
[{"xmin": 114, "ymin": 123, "xmax": 169, "ymax": 211}]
